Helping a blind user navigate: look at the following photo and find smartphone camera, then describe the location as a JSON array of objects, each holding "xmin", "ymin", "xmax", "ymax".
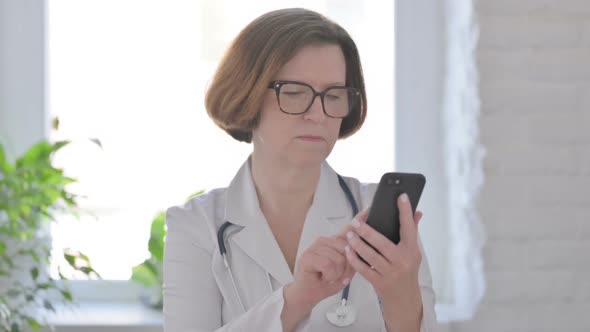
[{"xmin": 386, "ymin": 178, "xmax": 401, "ymax": 185}]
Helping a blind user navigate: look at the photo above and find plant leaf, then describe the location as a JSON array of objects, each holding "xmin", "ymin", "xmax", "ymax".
[
  {"xmin": 58, "ymin": 266, "xmax": 69, "ymax": 280},
  {"xmin": 79, "ymin": 266, "xmax": 98, "ymax": 276},
  {"xmin": 148, "ymin": 212, "xmax": 166, "ymax": 262},
  {"xmin": 185, "ymin": 190, "xmax": 205, "ymax": 202},
  {"xmin": 77, "ymin": 251, "xmax": 91, "ymax": 263},
  {"xmin": 31, "ymin": 267, "xmax": 39, "ymax": 280},
  {"xmin": 63, "ymin": 252, "xmax": 76, "ymax": 267},
  {"xmin": 43, "ymin": 299, "xmax": 55, "ymax": 312},
  {"xmin": 52, "ymin": 140, "xmax": 70, "ymax": 153},
  {"xmin": 61, "ymin": 289, "xmax": 73, "ymax": 301},
  {"xmin": 52, "ymin": 116, "xmax": 60, "ymax": 130},
  {"xmin": 16, "ymin": 141, "xmax": 52, "ymax": 167},
  {"xmin": 89, "ymin": 138, "xmax": 103, "ymax": 149},
  {"xmin": 0, "ymin": 143, "xmax": 14, "ymax": 172},
  {"xmin": 143, "ymin": 258, "xmax": 160, "ymax": 278},
  {"xmin": 30, "ymin": 251, "xmax": 40, "ymax": 263},
  {"xmin": 25, "ymin": 317, "xmax": 40, "ymax": 332},
  {"xmin": 130, "ymin": 263, "xmax": 158, "ymax": 287}
]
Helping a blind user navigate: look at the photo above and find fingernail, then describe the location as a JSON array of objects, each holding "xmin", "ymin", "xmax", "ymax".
[
  {"xmin": 351, "ymin": 218, "xmax": 361, "ymax": 228},
  {"xmin": 346, "ymin": 231, "xmax": 354, "ymax": 240},
  {"xmin": 345, "ymin": 245, "xmax": 350, "ymax": 253},
  {"xmin": 342, "ymin": 278, "xmax": 350, "ymax": 285},
  {"xmin": 401, "ymin": 193, "xmax": 409, "ymax": 203}
]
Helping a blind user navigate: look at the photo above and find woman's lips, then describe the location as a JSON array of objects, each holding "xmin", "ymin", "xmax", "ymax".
[{"xmin": 297, "ymin": 135, "xmax": 324, "ymax": 142}]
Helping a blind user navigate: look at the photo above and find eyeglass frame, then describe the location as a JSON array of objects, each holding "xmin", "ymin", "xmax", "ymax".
[{"xmin": 268, "ymin": 80, "xmax": 361, "ymax": 118}]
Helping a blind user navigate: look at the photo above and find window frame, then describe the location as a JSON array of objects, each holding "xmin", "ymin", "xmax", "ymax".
[{"xmin": 395, "ymin": 0, "xmax": 485, "ymax": 322}]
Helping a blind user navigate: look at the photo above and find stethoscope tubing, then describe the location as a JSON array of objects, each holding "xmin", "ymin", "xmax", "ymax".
[{"xmin": 217, "ymin": 174, "xmax": 358, "ymax": 321}]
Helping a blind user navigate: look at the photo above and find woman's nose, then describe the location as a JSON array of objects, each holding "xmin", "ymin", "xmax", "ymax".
[{"xmin": 303, "ymin": 94, "xmax": 326, "ymax": 122}]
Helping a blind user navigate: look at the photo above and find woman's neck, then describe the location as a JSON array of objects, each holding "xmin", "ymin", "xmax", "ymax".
[{"xmin": 250, "ymin": 153, "xmax": 321, "ymax": 218}]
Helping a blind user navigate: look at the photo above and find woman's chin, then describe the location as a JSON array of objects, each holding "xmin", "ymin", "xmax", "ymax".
[{"xmin": 288, "ymin": 150, "xmax": 331, "ymax": 168}]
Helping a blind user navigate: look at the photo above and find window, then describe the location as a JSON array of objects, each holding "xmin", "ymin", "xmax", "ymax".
[
  {"xmin": 48, "ymin": 0, "xmax": 395, "ymax": 281},
  {"xmin": 0, "ymin": 0, "xmax": 485, "ymax": 324}
]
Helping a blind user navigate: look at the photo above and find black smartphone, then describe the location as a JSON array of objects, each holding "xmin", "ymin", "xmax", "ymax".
[{"xmin": 364, "ymin": 172, "xmax": 426, "ymax": 246}]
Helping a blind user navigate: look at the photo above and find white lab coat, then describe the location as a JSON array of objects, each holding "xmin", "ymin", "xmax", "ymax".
[{"xmin": 163, "ymin": 158, "xmax": 437, "ymax": 331}]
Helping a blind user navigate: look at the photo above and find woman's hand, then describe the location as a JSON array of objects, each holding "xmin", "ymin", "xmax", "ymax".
[
  {"xmin": 288, "ymin": 236, "xmax": 354, "ymax": 304},
  {"xmin": 340, "ymin": 193, "xmax": 424, "ymax": 332},
  {"xmin": 282, "ymin": 236, "xmax": 354, "ymax": 331}
]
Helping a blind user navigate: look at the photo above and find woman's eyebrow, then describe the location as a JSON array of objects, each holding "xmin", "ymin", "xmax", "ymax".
[
  {"xmin": 317, "ymin": 81, "xmax": 347, "ymax": 86},
  {"xmin": 276, "ymin": 79, "xmax": 347, "ymax": 86}
]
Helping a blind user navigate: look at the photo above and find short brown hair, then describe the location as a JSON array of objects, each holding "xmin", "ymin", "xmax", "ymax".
[{"xmin": 205, "ymin": 8, "xmax": 367, "ymax": 143}]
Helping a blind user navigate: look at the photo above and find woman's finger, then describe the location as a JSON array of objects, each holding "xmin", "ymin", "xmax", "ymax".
[
  {"xmin": 336, "ymin": 208, "xmax": 370, "ymax": 238},
  {"xmin": 339, "ymin": 259, "xmax": 356, "ymax": 286},
  {"xmin": 345, "ymin": 231, "xmax": 389, "ymax": 274},
  {"xmin": 344, "ymin": 242, "xmax": 380, "ymax": 285},
  {"xmin": 313, "ymin": 246, "xmax": 346, "ymax": 277},
  {"xmin": 398, "ymin": 193, "xmax": 418, "ymax": 245},
  {"xmin": 356, "ymin": 208, "xmax": 370, "ymax": 223},
  {"xmin": 312, "ymin": 237, "xmax": 351, "ymax": 279},
  {"xmin": 415, "ymin": 210, "xmax": 423, "ymax": 226},
  {"xmin": 308, "ymin": 252, "xmax": 341, "ymax": 282},
  {"xmin": 349, "ymin": 218, "xmax": 398, "ymax": 264},
  {"xmin": 320, "ymin": 236, "xmax": 349, "ymax": 255}
]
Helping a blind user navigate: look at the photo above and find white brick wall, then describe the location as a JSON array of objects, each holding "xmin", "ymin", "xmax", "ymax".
[{"xmin": 445, "ymin": 0, "xmax": 590, "ymax": 331}]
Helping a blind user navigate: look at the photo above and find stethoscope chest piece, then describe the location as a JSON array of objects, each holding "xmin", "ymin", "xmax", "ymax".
[{"xmin": 326, "ymin": 300, "xmax": 356, "ymax": 327}]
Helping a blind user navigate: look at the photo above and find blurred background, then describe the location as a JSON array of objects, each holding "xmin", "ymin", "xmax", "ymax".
[{"xmin": 0, "ymin": 0, "xmax": 588, "ymax": 331}]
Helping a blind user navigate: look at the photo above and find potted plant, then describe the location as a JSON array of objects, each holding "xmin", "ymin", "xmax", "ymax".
[
  {"xmin": 130, "ymin": 191, "xmax": 204, "ymax": 310},
  {"xmin": 0, "ymin": 139, "xmax": 100, "ymax": 332}
]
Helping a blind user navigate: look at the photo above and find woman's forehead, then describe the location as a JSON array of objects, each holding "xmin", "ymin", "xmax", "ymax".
[{"xmin": 274, "ymin": 44, "xmax": 347, "ymax": 87}]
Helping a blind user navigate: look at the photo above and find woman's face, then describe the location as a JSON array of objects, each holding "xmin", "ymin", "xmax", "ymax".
[{"xmin": 252, "ymin": 43, "xmax": 346, "ymax": 168}]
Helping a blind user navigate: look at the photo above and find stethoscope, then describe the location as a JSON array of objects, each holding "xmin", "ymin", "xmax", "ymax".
[{"xmin": 217, "ymin": 174, "xmax": 359, "ymax": 327}]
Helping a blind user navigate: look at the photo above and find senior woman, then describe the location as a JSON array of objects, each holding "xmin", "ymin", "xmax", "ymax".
[{"xmin": 163, "ymin": 8, "xmax": 436, "ymax": 332}]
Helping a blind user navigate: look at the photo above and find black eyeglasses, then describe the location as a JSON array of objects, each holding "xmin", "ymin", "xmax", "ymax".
[{"xmin": 268, "ymin": 80, "xmax": 360, "ymax": 118}]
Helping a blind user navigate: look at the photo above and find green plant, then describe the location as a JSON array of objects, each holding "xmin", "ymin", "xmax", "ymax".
[
  {"xmin": 130, "ymin": 211, "xmax": 165, "ymax": 309},
  {"xmin": 130, "ymin": 190, "xmax": 205, "ymax": 309},
  {"xmin": 0, "ymin": 140, "xmax": 99, "ymax": 332}
]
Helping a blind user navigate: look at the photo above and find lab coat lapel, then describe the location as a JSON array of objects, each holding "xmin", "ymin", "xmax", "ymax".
[
  {"xmin": 224, "ymin": 159, "xmax": 294, "ymax": 286},
  {"xmin": 224, "ymin": 158, "xmax": 357, "ymax": 286},
  {"xmin": 296, "ymin": 163, "xmax": 355, "ymax": 262}
]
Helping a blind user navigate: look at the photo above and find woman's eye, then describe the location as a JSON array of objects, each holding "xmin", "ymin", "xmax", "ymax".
[{"xmin": 282, "ymin": 91, "xmax": 305, "ymax": 96}]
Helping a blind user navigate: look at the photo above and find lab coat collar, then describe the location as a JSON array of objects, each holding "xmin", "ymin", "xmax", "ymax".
[{"xmin": 223, "ymin": 156, "xmax": 351, "ymax": 286}]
